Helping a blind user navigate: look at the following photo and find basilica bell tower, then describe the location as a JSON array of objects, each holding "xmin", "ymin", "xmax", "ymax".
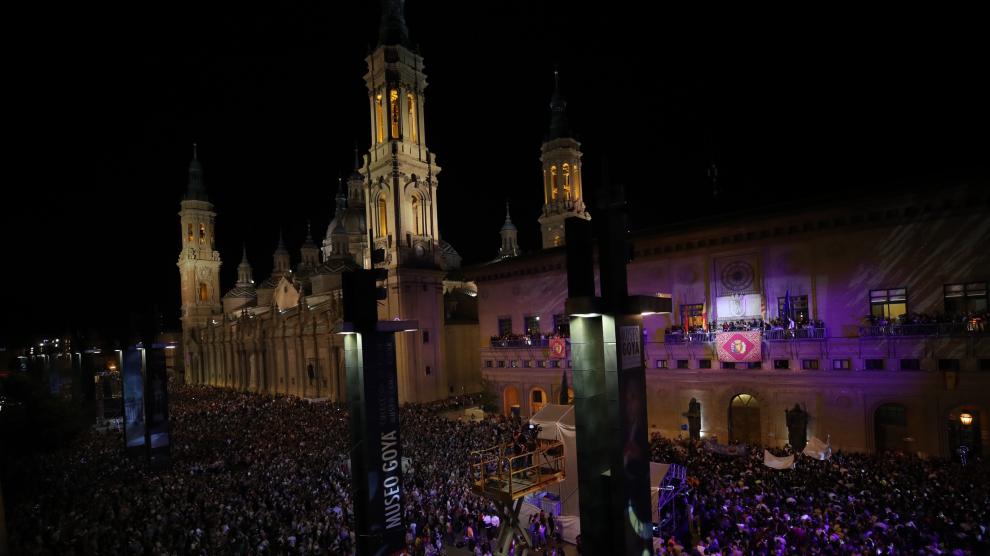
[
  {"xmin": 177, "ymin": 144, "xmax": 222, "ymax": 338},
  {"xmin": 361, "ymin": 0, "xmax": 447, "ymax": 403},
  {"xmin": 538, "ymin": 71, "xmax": 590, "ymax": 248}
]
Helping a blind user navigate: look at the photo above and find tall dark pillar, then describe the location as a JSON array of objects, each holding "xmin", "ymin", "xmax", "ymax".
[{"xmin": 343, "ymin": 269, "xmax": 405, "ymax": 556}]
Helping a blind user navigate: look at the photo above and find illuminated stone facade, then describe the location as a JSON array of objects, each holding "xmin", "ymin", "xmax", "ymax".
[
  {"xmin": 468, "ymin": 185, "xmax": 990, "ymax": 457},
  {"xmin": 178, "ymin": 4, "xmax": 478, "ymax": 403}
]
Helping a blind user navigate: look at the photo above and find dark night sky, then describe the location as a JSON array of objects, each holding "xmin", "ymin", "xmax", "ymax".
[{"xmin": 4, "ymin": 2, "xmax": 988, "ymax": 345}]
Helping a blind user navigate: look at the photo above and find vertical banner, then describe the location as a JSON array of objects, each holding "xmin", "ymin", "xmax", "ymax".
[
  {"xmin": 145, "ymin": 347, "xmax": 171, "ymax": 463},
  {"xmin": 122, "ymin": 348, "xmax": 146, "ymax": 450},
  {"xmin": 615, "ymin": 322, "xmax": 653, "ymax": 553},
  {"xmin": 346, "ymin": 331, "xmax": 404, "ymax": 556}
]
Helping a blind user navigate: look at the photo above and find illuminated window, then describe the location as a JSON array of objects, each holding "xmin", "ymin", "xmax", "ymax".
[
  {"xmin": 572, "ymin": 164, "xmax": 580, "ymax": 199},
  {"xmin": 553, "ymin": 235, "xmax": 561, "ymax": 247},
  {"xmin": 497, "ymin": 317, "xmax": 512, "ymax": 336},
  {"xmin": 187, "ymin": 223, "xmax": 193, "ymax": 243},
  {"xmin": 562, "ymin": 163, "xmax": 571, "ymax": 200},
  {"xmin": 375, "ymin": 93, "xmax": 385, "ymax": 143},
  {"xmin": 944, "ymin": 282, "xmax": 987, "ymax": 315},
  {"xmin": 412, "ymin": 196, "xmax": 421, "ymax": 235},
  {"xmin": 550, "ymin": 165, "xmax": 558, "ymax": 200},
  {"xmin": 198, "ymin": 282, "xmax": 208, "ymax": 302},
  {"xmin": 870, "ymin": 288, "xmax": 907, "ymax": 320},
  {"xmin": 377, "ymin": 197, "xmax": 388, "ymax": 237},
  {"xmin": 542, "ymin": 170, "xmax": 548, "ymax": 204},
  {"xmin": 390, "ymin": 89, "xmax": 400, "ymax": 139},
  {"xmin": 407, "ymin": 93, "xmax": 418, "ymax": 144},
  {"xmin": 199, "ymin": 224, "xmax": 206, "ymax": 244}
]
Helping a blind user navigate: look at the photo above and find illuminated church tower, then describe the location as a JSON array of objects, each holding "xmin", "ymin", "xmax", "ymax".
[
  {"xmin": 538, "ymin": 71, "xmax": 590, "ymax": 248},
  {"xmin": 177, "ymin": 144, "xmax": 222, "ymax": 335},
  {"xmin": 362, "ymin": 0, "xmax": 447, "ymax": 402}
]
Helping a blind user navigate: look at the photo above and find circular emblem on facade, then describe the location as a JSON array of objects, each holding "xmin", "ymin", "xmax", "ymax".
[{"xmin": 720, "ymin": 261, "xmax": 755, "ymax": 292}]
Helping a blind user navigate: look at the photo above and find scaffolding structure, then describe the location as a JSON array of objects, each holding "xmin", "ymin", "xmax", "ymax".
[{"xmin": 470, "ymin": 439, "xmax": 566, "ymax": 555}]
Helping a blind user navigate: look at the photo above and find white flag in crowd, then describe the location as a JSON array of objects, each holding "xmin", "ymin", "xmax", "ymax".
[
  {"xmin": 763, "ymin": 450, "xmax": 795, "ymax": 470},
  {"xmin": 803, "ymin": 436, "xmax": 832, "ymax": 460}
]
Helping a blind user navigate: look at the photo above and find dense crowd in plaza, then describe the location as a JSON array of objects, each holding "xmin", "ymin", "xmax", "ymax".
[
  {"xmin": 6, "ymin": 386, "xmax": 524, "ymax": 555},
  {"xmin": 5, "ymin": 385, "xmax": 987, "ymax": 555},
  {"xmin": 649, "ymin": 435, "xmax": 989, "ymax": 555}
]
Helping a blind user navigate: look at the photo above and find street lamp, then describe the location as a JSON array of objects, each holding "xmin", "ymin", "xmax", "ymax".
[{"xmin": 960, "ymin": 413, "xmax": 974, "ymax": 426}]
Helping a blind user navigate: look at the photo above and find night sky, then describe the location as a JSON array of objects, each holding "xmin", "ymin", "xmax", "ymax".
[{"xmin": 4, "ymin": 2, "xmax": 988, "ymax": 345}]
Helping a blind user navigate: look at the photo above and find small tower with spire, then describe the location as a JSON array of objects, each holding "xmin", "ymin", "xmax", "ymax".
[
  {"xmin": 223, "ymin": 245, "xmax": 257, "ymax": 314},
  {"xmin": 299, "ymin": 221, "xmax": 320, "ymax": 270},
  {"xmin": 497, "ymin": 202, "xmax": 521, "ymax": 260},
  {"xmin": 273, "ymin": 229, "xmax": 291, "ymax": 274},
  {"xmin": 537, "ymin": 70, "xmax": 590, "ymax": 249},
  {"xmin": 177, "ymin": 142, "xmax": 222, "ymax": 335}
]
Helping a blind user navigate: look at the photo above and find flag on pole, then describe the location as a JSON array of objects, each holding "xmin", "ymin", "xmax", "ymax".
[
  {"xmin": 782, "ymin": 288, "xmax": 792, "ymax": 320},
  {"xmin": 763, "ymin": 450, "xmax": 796, "ymax": 470}
]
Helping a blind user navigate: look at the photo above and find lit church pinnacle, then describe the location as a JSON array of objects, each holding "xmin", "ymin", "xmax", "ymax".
[
  {"xmin": 236, "ymin": 245, "xmax": 254, "ymax": 287},
  {"xmin": 497, "ymin": 201, "xmax": 521, "ymax": 260},
  {"xmin": 538, "ymin": 70, "xmax": 590, "ymax": 249}
]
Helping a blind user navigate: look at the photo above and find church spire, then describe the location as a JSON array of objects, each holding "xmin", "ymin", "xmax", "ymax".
[
  {"xmin": 378, "ymin": 0, "xmax": 410, "ymax": 47},
  {"xmin": 547, "ymin": 70, "xmax": 571, "ymax": 141},
  {"xmin": 236, "ymin": 245, "xmax": 254, "ymax": 287},
  {"xmin": 273, "ymin": 228, "xmax": 290, "ymax": 273},
  {"xmin": 497, "ymin": 201, "xmax": 520, "ymax": 260},
  {"xmin": 185, "ymin": 142, "xmax": 209, "ymax": 201}
]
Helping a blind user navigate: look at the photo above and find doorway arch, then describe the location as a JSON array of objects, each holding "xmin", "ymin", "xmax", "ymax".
[
  {"xmin": 503, "ymin": 385, "xmax": 520, "ymax": 417},
  {"xmin": 530, "ymin": 387, "xmax": 548, "ymax": 416},
  {"xmin": 729, "ymin": 393, "xmax": 761, "ymax": 445},
  {"xmin": 948, "ymin": 405, "xmax": 985, "ymax": 460},
  {"xmin": 874, "ymin": 403, "xmax": 908, "ymax": 453}
]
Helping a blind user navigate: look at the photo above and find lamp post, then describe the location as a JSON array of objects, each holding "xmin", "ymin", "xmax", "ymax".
[{"xmin": 565, "ymin": 182, "xmax": 672, "ymax": 555}]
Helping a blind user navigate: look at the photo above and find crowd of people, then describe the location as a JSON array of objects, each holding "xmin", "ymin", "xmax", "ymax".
[
  {"xmin": 667, "ymin": 317, "xmax": 826, "ymax": 336},
  {"xmin": 649, "ymin": 435, "xmax": 989, "ymax": 555},
  {"xmin": 865, "ymin": 311, "xmax": 988, "ymax": 332},
  {"xmin": 6, "ymin": 386, "xmax": 522, "ymax": 555},
  {"xmin": 6, "ymin": 385, "xmax": 988, "ymax": 555}
]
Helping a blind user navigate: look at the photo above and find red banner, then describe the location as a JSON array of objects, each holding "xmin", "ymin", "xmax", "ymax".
[
  {"xmin": 715, "ymin": 331, "xmax": 762, "ymax": 363},
  {"xmin": 549, "ymin": 337, "xmax": 567, "ymax": 359}
]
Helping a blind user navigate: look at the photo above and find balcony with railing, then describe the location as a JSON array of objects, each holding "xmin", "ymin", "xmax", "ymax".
[
  {"xmin": 489, "ymin": 336, "xmax": 566, "ymax": 349},
  {"xmin": 858, "ymin": 322, "xmax": 986, "ymax": 337},
  {"xmin": 663, "ymin": 328, "xmax": 828, "ymax": 344}
]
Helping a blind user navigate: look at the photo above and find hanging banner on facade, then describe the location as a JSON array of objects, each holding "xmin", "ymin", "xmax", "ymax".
[
  {"xmin": 549, "ymin": 337, "xmax": 567, "ymax": 359},
  {"xmin": 715, "ymin": 331, "xmax": 762, "ymax": 363},
  {"xmin": 715, "ymin": 293, "xmax": 764, "ymax": 321}
]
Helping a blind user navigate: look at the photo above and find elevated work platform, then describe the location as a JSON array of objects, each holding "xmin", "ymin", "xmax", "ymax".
[{"xmin": 470, "ymin": 439, "xmax": 566, "ymax": 505}]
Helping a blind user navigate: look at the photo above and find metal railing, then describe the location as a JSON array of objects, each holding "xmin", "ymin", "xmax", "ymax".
[
  {"xmin": 663, "ymin": 328, "xmax": 828, "ymax": 344},
  {"xmin": 489, "ymin": 337, "xmax": 566, "ymax": 349},
  {"xmin": 470, "ymin": 440, "xmax": 566, "ymax": 501},
  {"xmin": 764, "ymin": 328, "xmax": 828, "ymax": 340},
  {"xmin": 859, "ymin": 323, "xmax": 983, "ymax": 337}
]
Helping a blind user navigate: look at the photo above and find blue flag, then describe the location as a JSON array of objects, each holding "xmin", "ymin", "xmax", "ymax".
[{"xmin": 782, "ymin": 288, "xmax": 791, "ymax": 320}]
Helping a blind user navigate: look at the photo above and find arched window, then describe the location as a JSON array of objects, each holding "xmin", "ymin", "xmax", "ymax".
[
  {"xmin": 550, "ymin": 165, "xmax": 558, "ymax": 200},
  {"xmin": 375, "ymin": 93, "xmax": 385, "ymax": 144},
  {"xmin": 562, "ymin": 163, "xmax": 571, "ymax": 200},
  {"xmin": 389, "ymin": 89, "xmax": 400, "ymax": 139},
  {"xmin": 542, "ymin": 170, "xmax": 548, "ymax": 204},
  {"xmin": 187, "ymin": 223, "xmax": 193, "ymax": 243},
  {"xmin": 199, "ymin": 223, "xmax": 206, "ymax": 244},
  {"xmin": 407, "ymin": 93, "xmax": 418, "ymax": 144},
  {"xmin": 572, "ymin": 164, "xmax": 580, "ymax": 199},
  {"xmin": 377, "ymin": 196, "xmax": 388, "ymax": 237},
  {"xmin": 198, "ymin": 282, "xmax": 208, "ymax": 303},
  {"xmin": 411, "ymin": 196, "xmax": 421, "ymax": 235}
]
